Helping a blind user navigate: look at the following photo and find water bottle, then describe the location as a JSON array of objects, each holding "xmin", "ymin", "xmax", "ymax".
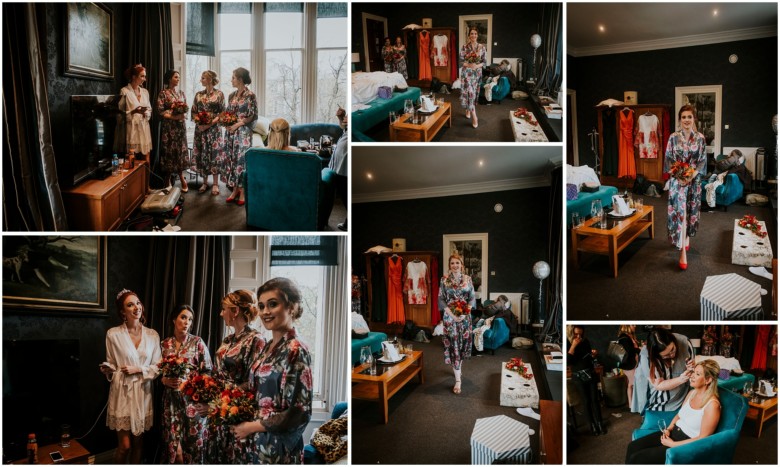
[
  {"xmin": 112, "ymin": 154, "xmax": 119, "ymax": 176},
  {"xmin": 26, "ymin": 433, "xmax": 38, "ymax": 464}
]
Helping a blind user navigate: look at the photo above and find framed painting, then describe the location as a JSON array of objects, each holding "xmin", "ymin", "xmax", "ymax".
[
  {"xmin": 675, "ymin": 85, "xmax": 722, "ymax": 154},
  {"xmin": 442, "ymin": 233, "xmax": 488, "ymax": 300},
  {"xmin": 458, "ymin": 14, "xmax": 493, "ymax": 64},
  {"xmin": 2, "ymin": 236, "xmax": 107, "ymax": 314},
  {"xmin": 64, "ymin": 3, "xmax": 113, "ymax": 80}
]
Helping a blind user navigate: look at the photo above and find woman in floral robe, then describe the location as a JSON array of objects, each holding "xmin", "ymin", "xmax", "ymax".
[
  {"xmin": 393, "ymin": 36, "xmax": 408, "ymax": 79},
  {"xmin": 219, "ymin": 67, "xmax": 258, "ymax": 205},
  {"xmin": 159, "ymin": 305, "xmax": 212, "ymax": 464},
  {"xmin": 234, "ymin": 278, "xmax": 313, "ymax": 464},
  {"xmin": 438, "ymin": 254, "xmax": 476, "ymax": 395},
  {"xmin": 664, "ymin": 104, "xmax": 707, "ymax": 257},
  {"xmin": 191, "ymin": 70, "xmax": 225, "ymax": 196},
  {"xmin": 157, "ymin": 70, "xmax": 189, "ymax": 191},
  {"xmin": 204, "ymin": 290, "xmax": 266, "ymax": 463},
  {"xmin": 381, "ymin": 37, "xmax": 394, "ymax": 73},
  {"xmin": 459, "ymin": 27, "xmax": 486, "ymax": 128}
]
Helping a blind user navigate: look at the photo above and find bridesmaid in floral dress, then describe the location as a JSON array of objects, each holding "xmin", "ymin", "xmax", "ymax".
[
  {"xmin": 381, "ymin": 37, "xmax": 394, "ymax": 73},
  {"xmin": 233, "ymin": 278, "xmax": 313, "ymax": 464},
  {"xmin": 220, "ymin": 67, "xmax": 258, "ymax": 206},
  {"xmin": 459, "ymin": 26, "xmax": 486, "ymax": 128},
  {"xmin": 191, "ymin": 70, "xmax": 224, "ymax": 196},
  {"xmin": 157, "ymin": 70, "xmax": 189, "ymax": 192},
  {"xmin": 393, "ymin": 36, "xmax": 408, "ymax": 79},
  {"xmin": 159, "ymin": 305, "xmax": 212, "ymax": 464},
  {"xmin": 203, "ymin": 290, "xmax": 266, "ymax": 463},
  {"xmin": 438, "ymin": 253, "xmax": 476, "ymax": 395}
]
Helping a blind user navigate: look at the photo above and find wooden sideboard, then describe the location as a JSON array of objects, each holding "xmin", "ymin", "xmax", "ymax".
[{"xmin": 62, "ymin": 162, "xmax": 148, "ymax": 231}]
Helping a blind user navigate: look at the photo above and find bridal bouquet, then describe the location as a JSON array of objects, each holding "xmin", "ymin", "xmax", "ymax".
[
  {"xmin": 218, "ymin": 111, "xmax": 238, "ymax": 126},
  {"xmin": 159, "ymin": 353, "xmax": 192, "ymax": 378},
  {"xmin": 448, "ymin": 299, "xmax": 471, "ymax": 317},
  {"xmin": 669, "ymin": 161, "xmax": 696, "ymax": 181},
  {"xmin": 171, "ymin": 101, "xmax": 189, "ymax": 115},
  {"xmin": 193, "ymin": 111, "xmax": 212, "ymax": 125},
  {"xmin": 211, "ymin": 384, "xmax": 257, "ymax": 426},
  {"xmin": 506, "ymin": 357, "xmax": 533, "ymax": 380},
  {"xmin": 738, "ymin": 214, "xmax": 767, "ymax": 238},
  {"xmin": 180, "ymin": 373, "xmax": 223, "ymax": 403},
  {"xmin": 463, "ymin": 51, "xmax": 481, "ymax": 64},
  {"xmin": 513, "ymin": 107, "xmax": 538, "ymax": 126}
]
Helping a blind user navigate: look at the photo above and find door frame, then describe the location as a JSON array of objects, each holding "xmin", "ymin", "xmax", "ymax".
[{"xmin": 362, "ymin": 12, "xmax": 388, "ymax": 72}]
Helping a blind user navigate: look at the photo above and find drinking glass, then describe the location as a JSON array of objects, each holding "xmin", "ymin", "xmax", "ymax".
[
  {"xmin": 572, "ymin": 213, "xmax": 582, "ymax": 229},
  {"xmin": 634, "ymin": 197, "xmax": 643, "ymax": 213},
  {"xmin": 60, "ymin": 424, "xmax": 71, "ymax": 448},
  {"xmin": 744, "ymin": 381, "xmax": 754, "ymax": 397},
  {"xmin": 389, "ymin": 111, "xmax": 397, "ymax": 124},
  {"xmin": 403, "ymin": 99, "xmax": 414, "ymax": 115},
  {"xmin": 591, "ymin": 199, "xmax": 602, "ymax": 221},
  {"xmin": 360, "ymin": 346, "xmax": 371, "ymax": 365},
  {"xmin": 368, "ymin": 354, "xmax": 377, "ymax": 375},
  {"xmin": 657, "ymin": 419, "xmax": 667, "ymax": 435}
]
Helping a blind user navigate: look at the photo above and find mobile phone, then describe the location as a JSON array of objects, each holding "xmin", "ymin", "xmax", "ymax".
[{"xmin": 50, "ymin": 451, "xmax": 64, "ymax": 462}]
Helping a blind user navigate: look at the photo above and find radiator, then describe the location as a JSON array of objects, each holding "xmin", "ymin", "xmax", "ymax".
[{"xmin": 724, "ymin": 146, "xmax": 765, "ymax": 180}]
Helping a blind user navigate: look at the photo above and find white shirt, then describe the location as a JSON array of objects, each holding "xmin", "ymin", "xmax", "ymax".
[{"xmin": 676, "ymin": 390, "xmax": 715, "ymax": 438}]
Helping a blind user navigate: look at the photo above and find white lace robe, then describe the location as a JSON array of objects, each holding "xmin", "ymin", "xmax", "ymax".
[
  {"xmin": 120, "ymin": 84, "xmax": 153, "ymax": 154},
  {"xmin": 104, "ymin": 324, "xmax": 161, "ymax": 435}
]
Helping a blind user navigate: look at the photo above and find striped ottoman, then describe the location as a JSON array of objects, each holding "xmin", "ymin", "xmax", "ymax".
[
  {"xmin": 700, "ymin": 273, "xmax": 763, "ymax": 320},
  {"xmin": 470, "ymin": 415, "xmax": 532, "ymax": 464}
]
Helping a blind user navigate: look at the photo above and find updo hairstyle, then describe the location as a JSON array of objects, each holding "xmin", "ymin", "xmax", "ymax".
[
  {"xmin": 222, "ymin": 289, "xmax": 259, "ymax": 322},
  {"xmin": 257, "ymin": 277, "xmax": 303, "ymax": 320}
]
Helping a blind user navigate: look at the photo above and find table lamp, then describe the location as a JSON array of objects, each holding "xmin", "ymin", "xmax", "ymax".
[{"xmin": 351, "ymin": 53, "xmax": 360, "ymax": 72}]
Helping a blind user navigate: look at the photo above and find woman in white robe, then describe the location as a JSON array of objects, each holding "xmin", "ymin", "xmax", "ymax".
[{"xmin": 100, "ymin": 289, "xmax": 161, "ymax": 464}]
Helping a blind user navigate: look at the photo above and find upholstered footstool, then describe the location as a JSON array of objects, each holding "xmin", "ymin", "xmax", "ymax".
[
  {"xmin": 700, "ymin": 273, "xmax": 763, "ymax": 320},
  {"xmin": 471, "ymin": 415, "xmax": 532, "ymax": 464},
  {"xmin": 500, "ymin": 362, "xmax": 539, "ymax": 408},
  {"xmin": 732, "ymin": 219, "xmax": 773, "ymax": 267}
]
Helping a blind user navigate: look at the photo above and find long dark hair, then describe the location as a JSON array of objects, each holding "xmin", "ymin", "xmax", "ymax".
[{"xmin": 647, "ymin": 328, "xmax": 676, "ymax": 378}]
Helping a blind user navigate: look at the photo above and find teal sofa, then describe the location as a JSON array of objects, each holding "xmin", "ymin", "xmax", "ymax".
[
  {"xmin": 351, "ymin": 86, "xmax": 422, "ymax": 136},
  {"xmin": 566, "ymin": 185, "xmax": 618, "ymax": 226},
  {"xmin": 243, "ymin": 148, "xmax": 335, "ymax": 231},
  {"xmin": 352, "ymin": 331, "xmax": 387, "ymax": 365},
  {"xmin": 631, "ymin": 389, "xmax": 748, "ymax": 464}
]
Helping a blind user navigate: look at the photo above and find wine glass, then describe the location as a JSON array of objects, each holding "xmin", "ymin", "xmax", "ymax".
[
  {"xmin": 591, "ymin": 199, "xmax": 602, "ymax": 223},
  {"xmin": 404, "ymin": 99, "xmax": 414, "ymax": 116},
  {"xmin": 657, "ymin": 419, "xmax": 667, "ymax": 435},
  {"xmin": 743, "ymin": 381, "xmax": 754, "ymax": 397},
  {"xmin": 360, "ymin": 346, "xmax": 371, "ymax": 366}
]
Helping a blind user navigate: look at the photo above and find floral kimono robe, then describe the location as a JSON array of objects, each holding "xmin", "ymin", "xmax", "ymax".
[
  {"xmin": 219, "ymin": 89, "xmax": 257, "ymax": 189},
  {"xmin": 664, "ymin": 130, "xmax": 707, "ymax": 248},
  {"xmin": 438, "ymin": 273, "xmax": 476, "ymax": 370}
]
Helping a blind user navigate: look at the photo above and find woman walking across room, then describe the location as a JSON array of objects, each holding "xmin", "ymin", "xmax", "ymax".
[
  {"xmin": 393, "ymin": 36, "xmax": 408, "ymax": 79},
  {"xmin": 459, "ymin": 26, "xmax": 486, "ymax": 128},
  {"xmin": 625, "ymin": 359, "xmax": 722, "ymax": 464},
  {"xmin": 233, "ymin": 278, "xmax": 313, "ymax": 464},
  {"xmin": 159, "ymin": 305, "xmax": 213, "ymax": 464},
  {"xmin": 266, "ymin": 118, "xmax": 301, "ymax": 152},
  {"xmin": 156, "ymin": 70, "xmax": 189, "ymax": 192},
  {"xmin": 99, "ymin": 289, "xmax": 161, "ymax": 464},
  {"xmin": 567, "ymin": 325, "xmax": 606, "ymax": 435},
  {"xmin": 381, "ymin": 37, "xmax": 395, "ymax": 74},
  {"xmin": 191, "ymin": 70, "xmax": 225, "ymax": 196},
  {"xmin": 664, "ymin": 104, "xmax": 707, "ymax": 268},
  {"xmin": 617, "ymin": 325, "xmax": 641, "ymax": 406},
  {"xmin": 221, "ymin": 67, "xmax": 258, "ymax": 206},
  {"xmin": 120, "ymin": 64, "xmax": 153, "ymax": 166},
  {"xmin": 438, "ymin": 253, "xmax": 475, "ymax": 395}
]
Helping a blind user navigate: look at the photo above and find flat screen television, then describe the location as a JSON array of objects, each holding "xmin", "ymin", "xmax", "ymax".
[{"xmin": 68, "ymin": 95, "xmax": 125, "ymax": 186}]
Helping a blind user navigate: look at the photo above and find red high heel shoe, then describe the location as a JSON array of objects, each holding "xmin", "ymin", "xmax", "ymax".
[
  {"xmin": 679, "ymin": 260, "xmax": 688, "ymax": 270},
  {"xmin": 236, "ymin": 199, "xmax": 245, "ymax": 206},
  {"xmin": 226, "ymin": 196, "xmax": 235, "ymax": 203}
]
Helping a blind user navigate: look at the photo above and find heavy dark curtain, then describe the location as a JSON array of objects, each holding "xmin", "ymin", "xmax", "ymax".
[
  {"xmin": 186, "ymin": 2, "xmax": 215, "ymax": 56},
  {"xmin": 533, "ymin": 3, "xmax": 562, "ymax": 97},
  {"xmin": 144, "ymin": 236, "xmax": 230, "ymax": 354},
  {"xmin": 543, "ymin": 165, "xmax": 563, "ymax": 342},
  {"xmin": 2, "ymin": 3, "xmax": 67, "ymax": 230},
  {"xmin": 128, "ymin": 3, "xmax": 173, "ymax": 188}
]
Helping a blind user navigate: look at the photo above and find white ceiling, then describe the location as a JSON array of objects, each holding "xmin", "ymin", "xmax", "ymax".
[
  {"xmin": 351, "ymin": 146, "xmax": 562, "ymax": 203},
  {"xmin": 567, "ymin": 3, "xmax": 778, "ymax": 57}
]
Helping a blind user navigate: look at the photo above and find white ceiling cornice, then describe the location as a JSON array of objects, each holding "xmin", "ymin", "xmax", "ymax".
[
  {"xmin": 352, "ymin": 176, "xmax": 550, "ymax": 204},
  {"xmin": 569, "ymin": 25, "xmax": 777, "ymax": 57}
]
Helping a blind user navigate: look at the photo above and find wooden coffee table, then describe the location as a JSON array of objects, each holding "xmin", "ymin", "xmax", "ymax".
[
  {"xmin": 571, "ymin": 205, "xmax": 654, "ymax": 277},
  {"xmin": 389, "ymin": 103, "xmax": 451, "ymax": 142},
  {"xmin": 352, "ymin": 350, "xmax": 424, "ymax": 424},
  {"xmin": 744, "ymin": 394, "xmax": 778, "ymax": 438}
]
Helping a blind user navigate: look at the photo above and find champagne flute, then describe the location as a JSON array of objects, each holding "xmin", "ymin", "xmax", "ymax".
[{"xmin": 657, "ymin": 419, "xmax": 667, "ymax": 436}]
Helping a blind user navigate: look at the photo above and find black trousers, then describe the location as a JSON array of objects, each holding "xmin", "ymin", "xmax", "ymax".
[
  {"xmin": 625, "ymin": 426, "xmax": 691, "ymax": 464},
  {"xmin": 571, "ymin": 373, "xmax": 603, "ymax": 427}
]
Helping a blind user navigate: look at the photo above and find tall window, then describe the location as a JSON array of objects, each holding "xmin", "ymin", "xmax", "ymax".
[
  {"xmin": 218, "ymin": 4, "xmax": 253, "ymax": 98},
  {"xmin": 264, "ymin": 4, "xmax": 304, "ymax": 123},
  {"xmin": 184, "ymin": 54, "xmax": 210, "ymax": 147},
  {"xmin": 315, "ymin": 4, "xmax": 348, "ymax": 122}
]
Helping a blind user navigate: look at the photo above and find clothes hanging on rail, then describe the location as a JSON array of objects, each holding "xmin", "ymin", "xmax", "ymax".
[
  {"xmin": 386, "ymin": 256, "xmax": 406, "ymax": 324},
  {"xmin": 404, "ymin": 260, "xmax": 429, "ymax": 304},
  {"xmin": 418, "ymin": 30, "xmax": 432, "ymax": 80},
  {"xmin": 618, "ymin": 108, "xmax": 637, "ymax": 178},
  {"xmin": 432, "ymin": 34, "xmax": 449, "ymax": 67},
  {"xmin": 635, "ymin": 113, "xmax": 660, "ymax": 159}
]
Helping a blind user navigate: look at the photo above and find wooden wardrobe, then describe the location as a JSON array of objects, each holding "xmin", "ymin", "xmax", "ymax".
[
  {"xmin": 596, "ymin": 104, "xmax": 671, "ymax": 188},
  {"xmin": 405, "ymin": 28, "xmax": 456, "ymax": 85},
  {"xmin": 363, "ymin": 251, "xmax": 438, "ymax": 333}
]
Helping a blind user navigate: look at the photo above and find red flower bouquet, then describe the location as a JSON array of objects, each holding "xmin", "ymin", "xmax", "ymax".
[
  {"xmin": 513, "ymin": 107, "xmax": 538, "ymax": 126},
  {"xmin": 211, "ymin": 384, "xmax": 257, "ymax": 426},
  {"xmin": 384, "ymin": 54, "xmax": 394, "ymax": 63},
  {"xmin": 393, "ymin": 53, "xmax": 401, "ymax": 61},
  {"xmin": 218, "ymin": 111, "xmax": 238, "ymax": 126},
  {"xmin": 463, "ymin": 51, "xmax": 481, "ymax": 64},
  {"xmin": 448, "ymin": 299, "xmax": 471, "ymax": 317},
  {"xmin": 180, "ymin": 373, "xmax": 222, "ymax": 403},
  {"xmin": 738, "ymin": 214, "xmax": 767, "ymax": 238},
  {"xmin": 159, "ymin": 353, "xmax": 192, "ymax": 378},
  {"xmin": 505, "ymin": 357, "xmax": 533, "ymax": 380},
  {"xmin": 171, "ymin": 101, "xmax": 189, "ymax": 115},
  {"xmin": 193, "ymin": 111, "xmax": 212, "ymax": 125},
  {"xmin": 669, "ymin": 161, "xmax": 696, "ymax": 181}
]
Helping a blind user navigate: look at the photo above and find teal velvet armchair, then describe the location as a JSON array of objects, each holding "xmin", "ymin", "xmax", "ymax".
[
  {"xmin": 481, "ymin": 317, "xmax": 511, "ymax": 354},
  {"xmin": 631, "ymin": 389, "xmax": 748, "ymax": 464},
  {"xmin": 244, "ymin": 148, "xmax": 335, "ymax": 231}
]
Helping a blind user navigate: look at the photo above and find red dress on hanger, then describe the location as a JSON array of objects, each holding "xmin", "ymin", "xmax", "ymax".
[
  {"xmin": 386, "ymin": 256, "xmax": 406, "ymax": 324},
  {"xmin": 418, "ymin": 30, "xmax": 431, "ymax": 80},
  {"xmin": 618, "ymin": 108, "xmax": 637, "ymax": 178}
]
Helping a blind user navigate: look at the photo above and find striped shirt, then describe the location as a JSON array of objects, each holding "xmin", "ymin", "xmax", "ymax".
[{"xmin": 647, "ymin": 334, "xmax": 694, "ymax": 412}]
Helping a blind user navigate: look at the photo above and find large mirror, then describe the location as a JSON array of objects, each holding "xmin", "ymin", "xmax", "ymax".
[{"xmin": 442, "ymin": 233, "xmax": 488, "ymax": 300}]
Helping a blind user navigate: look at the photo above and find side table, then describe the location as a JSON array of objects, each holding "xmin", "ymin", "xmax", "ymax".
[{"xmin": 11, "ymin": 440, "xmax": 91, "ymax": 464}]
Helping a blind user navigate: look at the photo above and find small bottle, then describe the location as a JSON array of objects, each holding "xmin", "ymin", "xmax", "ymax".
[
  {"xmin": 112, "ymin": 154, "xmax": 119, "ymax": 176},
  {"xmin": 27, "ymin": 433, "xmax": 38, "ymax": 464}
]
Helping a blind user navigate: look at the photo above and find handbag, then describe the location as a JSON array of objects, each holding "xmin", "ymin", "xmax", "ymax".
[
  {"xmin": 607, "ymin": 340, "xmax": 630, "ymax": 368},
  {"xmin": 377, "ymin": 86, "xmax": 393, "ymax": 99}
]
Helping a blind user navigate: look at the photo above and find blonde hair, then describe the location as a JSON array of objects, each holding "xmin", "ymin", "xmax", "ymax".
[
  {"xmin": 267, "ymin": 118, "xmax": 292, "ymax": 150},
  {"xmin": 222, "ymin": 289, "xmax": 259, "ymax": 322},
  {"xmin": 696, "ymin": 359, "xmax": 721, "ymax": 406},
  {"xmin": 618, "ymin": 325, "xmax": 636, "ymax": 338},
  {"xmin": 202, "ymin": 70, "xmax": 219, "ymax": 86}
]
